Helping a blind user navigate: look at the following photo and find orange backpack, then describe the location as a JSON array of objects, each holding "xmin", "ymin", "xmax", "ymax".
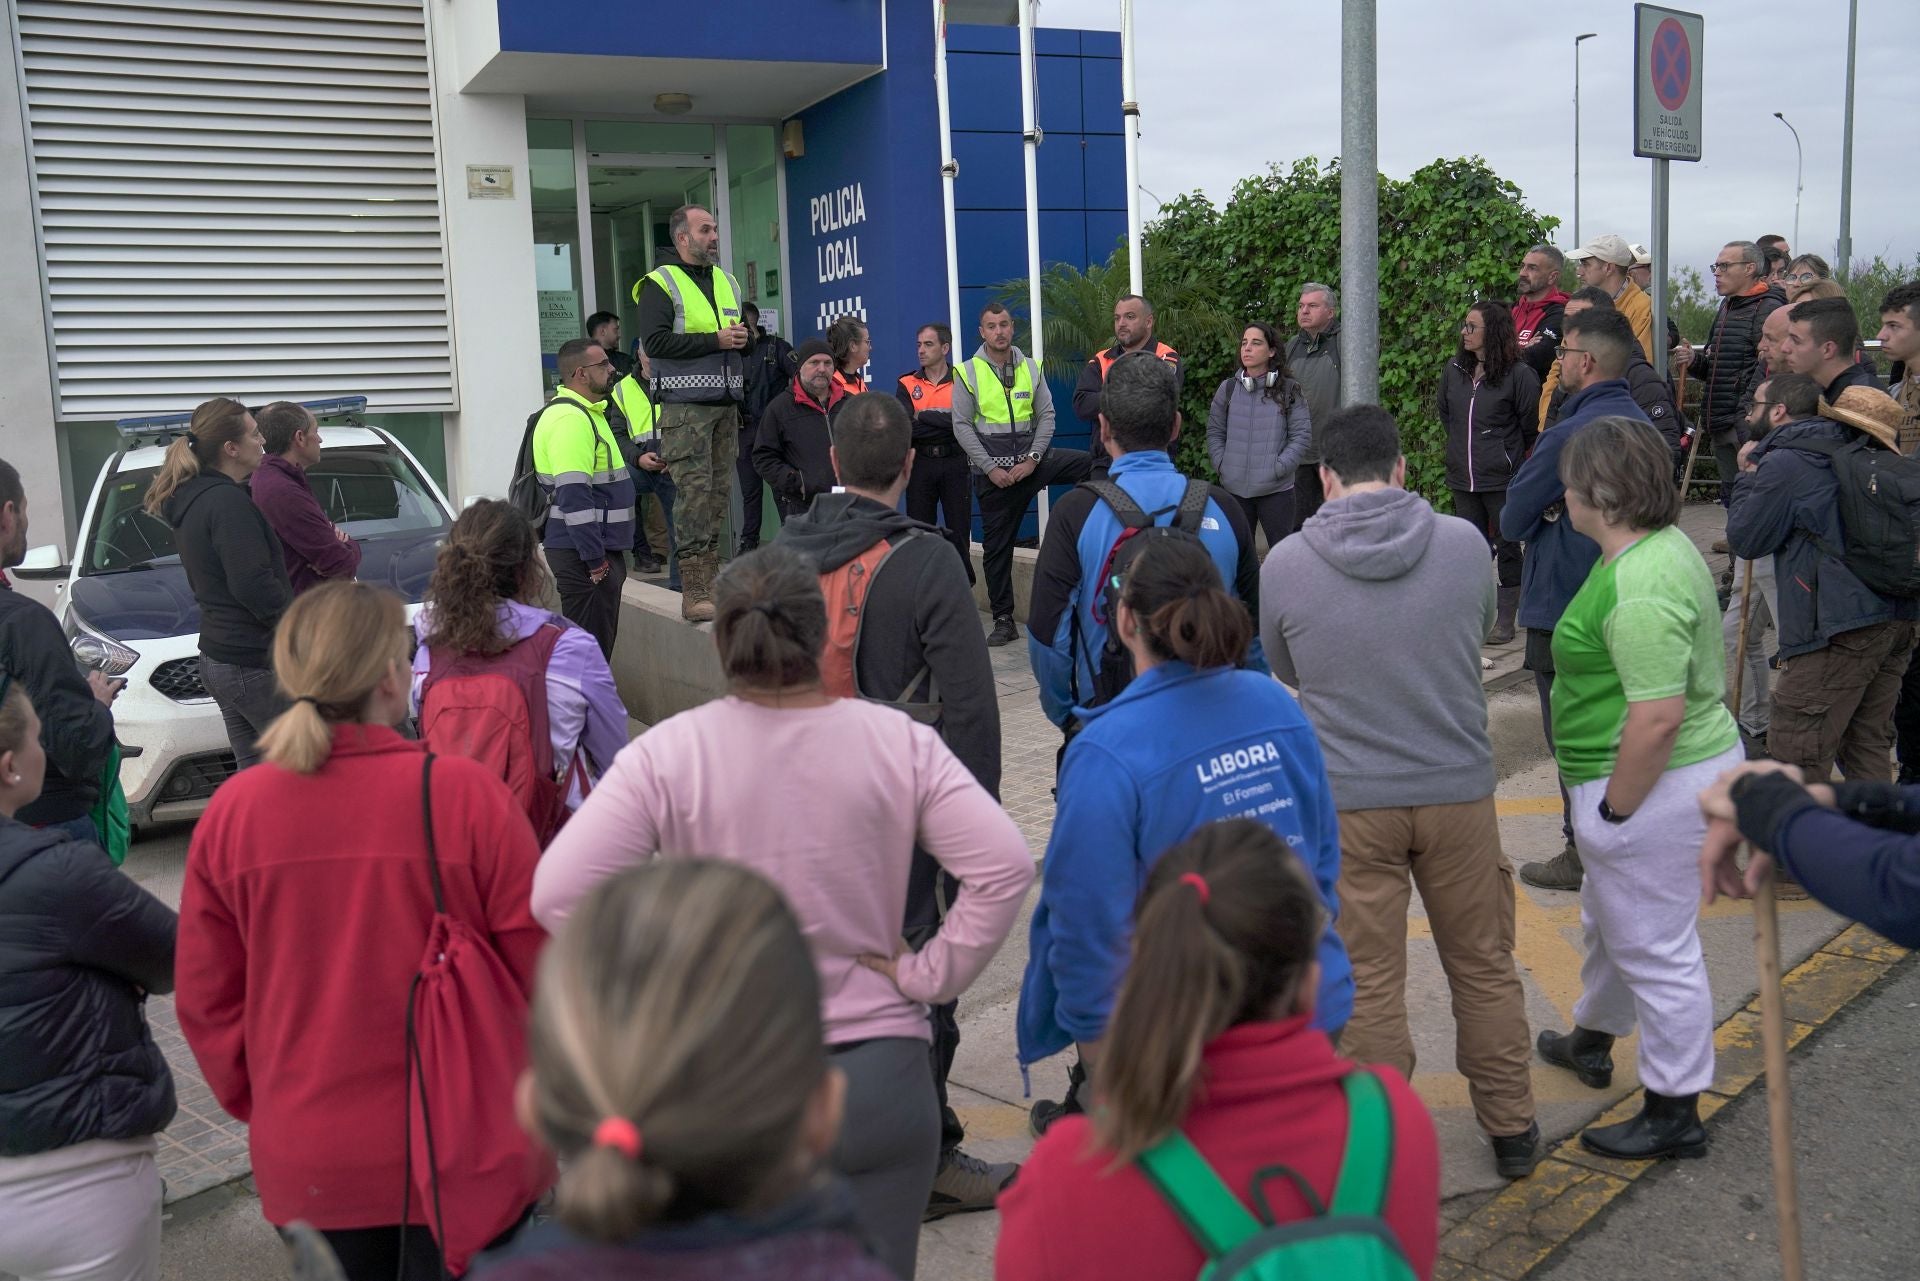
[{"xmin": 818, "ymin": 532, "xmax": 943, "ymax": 725}]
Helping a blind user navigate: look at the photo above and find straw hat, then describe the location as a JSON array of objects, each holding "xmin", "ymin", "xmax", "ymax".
[{"xmin": 1818, "ymin": 386, "xmax": 1905, "ymax": 452}]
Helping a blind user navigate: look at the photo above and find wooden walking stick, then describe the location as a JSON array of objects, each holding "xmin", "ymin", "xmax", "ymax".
[
  {"xmin": 1751, "ymin": 853, "xmax": 1806, "ymax": 1281},
  {"xmin": 1728, "ymin": 557, "xmax": 1757, "ymax": 717}
]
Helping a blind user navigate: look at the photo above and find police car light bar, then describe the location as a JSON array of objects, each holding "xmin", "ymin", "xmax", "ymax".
[{"xmin": 114, "ymin": 396, "xmax": 369, "ymax": 441}]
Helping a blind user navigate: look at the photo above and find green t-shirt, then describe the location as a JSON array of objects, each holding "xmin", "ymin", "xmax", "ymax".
[{"xmin": 1550, "ymin": 525, "xmax": 1740, "ymax": 785}]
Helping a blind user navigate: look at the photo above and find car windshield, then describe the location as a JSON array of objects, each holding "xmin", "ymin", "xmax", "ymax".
[{"xmin": 84, "ymin": 446, "xmax": 447, "ymax": 575}]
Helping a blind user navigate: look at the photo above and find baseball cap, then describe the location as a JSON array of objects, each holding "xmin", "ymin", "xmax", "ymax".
[
  {"xmin": 1566, "ymin": 234, "xmax": 1635, "ymax": 267},
  {"xmin": 1629, "ymin": 243, "xmax": 1653, "ymax": 267}
]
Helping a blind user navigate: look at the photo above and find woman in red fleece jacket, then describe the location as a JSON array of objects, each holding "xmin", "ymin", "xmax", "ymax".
[
  {"xmin": 175, "ymin": 582, "xmax": 548, "ymax": 1281},
  {"xmin": 995, "ymin": 820, "xmax": 1440, "ymax": 1281}
]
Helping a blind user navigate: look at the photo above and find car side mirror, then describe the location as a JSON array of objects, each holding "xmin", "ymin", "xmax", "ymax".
[{"xmin": 12, "ymin": 545, "xmax": 70, "ymax": 580}]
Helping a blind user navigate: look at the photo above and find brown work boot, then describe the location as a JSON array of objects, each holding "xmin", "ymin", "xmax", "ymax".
[
  {"xmin": 1520, "ymin": 841, "xmax": 1583, "ymax": 891},
  {"xmin": 680, "ymin": 555, "xmax": 716, "ymax": 623}
]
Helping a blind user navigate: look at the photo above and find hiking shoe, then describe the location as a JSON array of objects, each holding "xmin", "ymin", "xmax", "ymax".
[
  {"xmin": 633, "ymin": 552, "xmax": 665, "ymax": 574},
  {"xmin": 1491, "ymin": 1121, "xmax": 1542, "ymax": 1179},
  {"xmin": 923, "ymin": 1148, "xmax": 1019, "ymax": 1221},
  {"xmin": 987, "ymin": 615, "xmax": 1019, "ymax": 646},
  {"xmin": 1520, "ymin": 841, "xmax": 1583, "ymax": 891},
  {"xmin": 1028, "ymin": 1095, "xmax": 1079, "ymax": 1138}
]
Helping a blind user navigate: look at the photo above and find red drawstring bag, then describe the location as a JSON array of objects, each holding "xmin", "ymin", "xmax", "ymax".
[{"xmin": 400, "ymin": 755, "xmax": 553, "ymax": 1276}]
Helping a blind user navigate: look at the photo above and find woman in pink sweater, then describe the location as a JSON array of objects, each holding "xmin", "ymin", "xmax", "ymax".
[{"xmin": 532, "ymin": 543, "xmax": 1034, "ymax": 1280}]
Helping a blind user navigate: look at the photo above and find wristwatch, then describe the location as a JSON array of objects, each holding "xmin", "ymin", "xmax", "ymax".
[
  {"xmin": 1026, "ymin": 451, "xmax": 1043, "ymax": 463},
  {"xmin": 1597, "ymin": 796, "xmax": 1631, "ymax": 824}
]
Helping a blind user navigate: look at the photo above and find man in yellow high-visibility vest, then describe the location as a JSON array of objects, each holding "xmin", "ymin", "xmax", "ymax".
[{"xmin": 633, "ymin": 204, "xmax": 749, "ymax": 622}]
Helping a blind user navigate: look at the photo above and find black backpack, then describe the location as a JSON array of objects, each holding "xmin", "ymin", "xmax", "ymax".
[
  {"xmin": 1793, "ymin": 434, "xmax": 1920, "ymax": 599},
  {"xmin": 1071, "ymin": 476, "xmax": 1213, "ymax": 708},
  {"xmin": 508, "ymin": 400, "xmax": 592, "ymax": 528}
]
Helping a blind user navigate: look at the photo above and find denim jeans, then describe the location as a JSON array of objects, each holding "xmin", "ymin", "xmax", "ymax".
[{"xmin": 198, "ymin": 656, "xmax": 286, "ymax": 770}]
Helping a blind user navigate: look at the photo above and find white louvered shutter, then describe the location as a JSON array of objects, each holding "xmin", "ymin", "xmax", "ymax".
[{"xmin": 13, "ymin": 0, "xmax": 455, "ymax": 417}]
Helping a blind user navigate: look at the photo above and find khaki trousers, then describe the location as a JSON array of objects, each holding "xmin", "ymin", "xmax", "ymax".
[{"xmin": 1336, "ymin": 796, "xmax": 1534, "ymax": 1137}]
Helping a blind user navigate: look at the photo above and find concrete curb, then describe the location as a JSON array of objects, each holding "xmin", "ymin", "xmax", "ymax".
[{"xmin": 1432, "ymin": 923, "xmax": 1911, "ymax": 1280}]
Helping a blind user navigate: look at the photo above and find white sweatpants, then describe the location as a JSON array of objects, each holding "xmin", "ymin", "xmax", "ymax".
[
  {"xmin": 0, "ymin": 1137, "xmax": 162, "ymax": 1281},
  {"xmin": 1569, "ymin": 745, "xmax": 1741, "ymax": 1097}
]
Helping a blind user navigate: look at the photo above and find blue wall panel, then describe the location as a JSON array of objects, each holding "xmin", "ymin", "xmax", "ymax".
[
  {"xmin": 1080, "ymin": 57, "xmax": 1123, "ymax": 132},
  {"xmin": 1038, "ymin": 55, "xmax": 1083, "ymax": 133},
  {"xmin": 1036, "ymin": 133, "xmax": 1086, "ymax": 210},
  {"xmin": 947, "ymin": 53, "xmax": 1021, "ymax": 131},
  {"xmin": 497, "ymin": 0, "xmax": 881, "ymax": 64},
  {"xmin": 951, "ymin": 131, "xmax": 1024, "ymax": 209},
  {"xmin": 1083, "ymin": 134, "xmax": 1127, "ymax": 209}
]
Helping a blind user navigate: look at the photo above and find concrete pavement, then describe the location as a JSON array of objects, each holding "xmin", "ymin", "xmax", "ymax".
[
  {"xmin": 105, "ymin": 498, "xmax": 1881, "ymax": 1281},
  {"xmin": 1533, "ymin": 952, "xmax": 1920, "ymax": 1281}
]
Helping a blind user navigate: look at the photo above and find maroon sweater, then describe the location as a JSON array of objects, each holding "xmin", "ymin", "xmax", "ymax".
[{"xmin": 250, "ymin": 453, "xmax": 361, "ymax": 594}]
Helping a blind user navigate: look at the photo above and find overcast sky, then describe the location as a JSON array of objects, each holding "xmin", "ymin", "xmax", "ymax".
[{"xmin": 1038, "ymin": 0, "xmax": 1918, "ymax": 281}]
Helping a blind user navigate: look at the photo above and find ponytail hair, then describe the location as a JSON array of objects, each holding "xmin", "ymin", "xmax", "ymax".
[
  {"xmin": 1119, "ymin": 533, "xmax": 1252, "ymax": 670},
  {"xmin": 711, "ymin": 544, "xmax": 826, "ymax": 690},
  {"xmin": 143, "ymin": 397, "xmax": 253, "ymax": 515},
  {"xmin": 529, "ymin": 861, "xmax": 828, "ymax": 1240},
  {"xmin": 420, "ymin": 499, "xmax": 548, "ymax": 656},
  {"xmin": 1095, "ymin": 819, "xmax": 1324, "ymax": 1164},
  {"xmin": 255, "ymin": 581, "xmax": 411, "ymax": 773}
]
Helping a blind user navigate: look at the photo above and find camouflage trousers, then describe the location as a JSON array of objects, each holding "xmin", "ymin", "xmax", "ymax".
[{"xmin": 660, "ymin": 401, "xmax": 741, "ymax": 561}]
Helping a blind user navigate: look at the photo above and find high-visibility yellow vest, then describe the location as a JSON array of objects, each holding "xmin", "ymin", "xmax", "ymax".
[
  {"xmin": 637, "ymin": 264, "xmax": 745, "ymax": 404},
  {"xmin": 955, "ymin": 355, "xmax": 1037, "ymax": 426}
]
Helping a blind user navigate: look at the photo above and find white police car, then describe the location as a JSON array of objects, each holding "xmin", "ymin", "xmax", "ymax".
[{"xmin": 15, "ymin": 398, "xmax": 453, "ymax": 826}]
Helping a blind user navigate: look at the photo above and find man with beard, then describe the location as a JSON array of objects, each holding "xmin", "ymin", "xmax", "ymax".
[{"xmin": 1513, "ymin": 244, "xmax": 1569, "ymax": 380}]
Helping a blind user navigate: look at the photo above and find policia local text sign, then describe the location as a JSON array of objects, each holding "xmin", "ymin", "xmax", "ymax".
[{"xmin": 1634, "ymin": 4, "xmax": 1704, "ymax": 161}]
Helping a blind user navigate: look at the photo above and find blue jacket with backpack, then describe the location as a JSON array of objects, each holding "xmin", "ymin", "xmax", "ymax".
[
  {"xmin": 1015, "ymin": 661, "xmax": 1352, "ymax": 1069},
  {"xmin": 1727, "ymin": 416, "xmax": 1920, "ymax": 659},
  {"xmin": 1027, "ymin": 450, "xmax": 1267, "ymax": 728}
]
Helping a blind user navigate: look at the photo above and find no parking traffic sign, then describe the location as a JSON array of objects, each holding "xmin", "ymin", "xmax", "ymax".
[{"xmin": 1634, "ymin": 5, "xmax": 1704, "ymax": 160}]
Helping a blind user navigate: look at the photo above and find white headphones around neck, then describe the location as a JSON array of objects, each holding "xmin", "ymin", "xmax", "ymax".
[{"xmin": 1240, "ymin": 370, "xmax": 1279, "ymax": 392}]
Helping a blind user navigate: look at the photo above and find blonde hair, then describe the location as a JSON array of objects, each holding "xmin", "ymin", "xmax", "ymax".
[
  {"xmin": 143, "ymin": 398, "xmax": 253, "ymax": 515},
  {"xmin": 528, "ymin": 861, "xmax": 827, "ymax": 1240},
  {"xmin": 255, "ymin": 582, "xmax": 411, "ymax": 773}
]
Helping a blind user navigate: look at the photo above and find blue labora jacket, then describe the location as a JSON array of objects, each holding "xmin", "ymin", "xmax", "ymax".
[{"xmin": 1016, "ymin": 662, "xmax": 1352, "ymax": 1070}]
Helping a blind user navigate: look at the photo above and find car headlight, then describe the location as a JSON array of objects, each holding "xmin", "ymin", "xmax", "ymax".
[{"xmin": 66, "ymin": 610, "xmax": 139, "ymax": 678}]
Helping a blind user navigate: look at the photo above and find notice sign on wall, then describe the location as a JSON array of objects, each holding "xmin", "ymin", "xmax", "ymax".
[
  {"xmin": 537, "ymin": 290, "xmax": 580, "ymax": 356},
  {"xmin": 1633, "ymin": 5, "xmax": 1704, "ymax": 161}
]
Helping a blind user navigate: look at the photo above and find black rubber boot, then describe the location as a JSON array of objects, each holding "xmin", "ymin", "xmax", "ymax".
[
  {"xmin": 1491, "ymin": 1120, "xmax": 1542, "ymax": 1179},
  {"xmin": 1581, "ymin": 1090, "xmax": 1708, "ymax": 1161},
  {"xmin": 1487, "ymin": 583, "xmax": 1520, "ymax": 645},
  {"xmin": 1537, "ymin": 1026, "xmax": 1615, "ymax": 1089}
]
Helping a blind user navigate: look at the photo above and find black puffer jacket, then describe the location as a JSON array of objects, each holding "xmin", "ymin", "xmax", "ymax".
[
  {"xmin": 0, "ymin": 581, "xmax": 114, "ymax": 826},
  {"xmin": 1436, "ymin": 358, "xmax": 1543, "ymax": 492},
  {"xmin": 1543, "ymin": 352, "xmax": 1683, "ymax": 452},
  {"xmin": 1701, "ymin": 287, "xmax": 1788, "ymax": 441},
  {"xmin": 161, "ymin": 472, "xmax": 292, "ymax": 669},
  {"xmin": 0, "ymin": 819, "xmax": 177, "ymax": 1156}
]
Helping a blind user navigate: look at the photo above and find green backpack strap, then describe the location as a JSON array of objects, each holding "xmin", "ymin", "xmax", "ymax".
[
  {"xmin": 1330, "ymin": 1070, "xmax": 1396, "ymax": 1217},
  {"xmin": 1135, "ymin": 1130, "xmax": 1265, "ymax": 1259}
]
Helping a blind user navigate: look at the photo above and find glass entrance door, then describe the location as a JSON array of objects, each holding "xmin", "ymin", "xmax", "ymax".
[{"xmin": 588, "ymin": 162, "xmax": 717, "ymax": 366}]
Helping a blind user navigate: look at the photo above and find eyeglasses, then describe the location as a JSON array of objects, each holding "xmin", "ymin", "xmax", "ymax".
[
  {"xmin": 1556, "ymin": 345, "xmax": 1592, "ymax": 359},
  {"xmin": 1783, "ymin": 271, "xmax": 1820, "ymax": 284},
  {"xmin": 1709, "ymin": 261, "xmax": 1754, "ymax": 274},
  {"xmin": 582, "ymin": 359, "xmax": 613, "ymax": 371},
  {"xmin": 1460, "ymin": 322, "xmax": 1482, "ymax": 333}
]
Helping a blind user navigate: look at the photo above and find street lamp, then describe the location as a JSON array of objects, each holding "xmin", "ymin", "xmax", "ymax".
[
  {"xmin": 1574, "ymin": 33, "xmax": 1598, "ymax": 247},
  {"xmin": 1773, "ymin": 112, "xmax": 1803, "ymax": 253}
]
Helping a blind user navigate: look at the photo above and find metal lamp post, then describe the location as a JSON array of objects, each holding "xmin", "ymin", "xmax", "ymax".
[
  {"xmin": 1773, "ymin": 112, "xmax": 1803, "ymax": 253},
  {"xmin": 1574, "ymin": 32, "xmax": 1597, "ymax": 246}
]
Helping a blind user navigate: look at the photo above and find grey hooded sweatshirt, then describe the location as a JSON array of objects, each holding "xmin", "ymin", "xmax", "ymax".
[{"xmin": 1259, "ymin": 487, "xmax": 1495, "ymax": 811}]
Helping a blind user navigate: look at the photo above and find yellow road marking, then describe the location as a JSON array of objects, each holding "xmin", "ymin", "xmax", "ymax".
[{"xmin": 1495, "ymin": 796, "xmax": 1565, "ymax": 817}]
